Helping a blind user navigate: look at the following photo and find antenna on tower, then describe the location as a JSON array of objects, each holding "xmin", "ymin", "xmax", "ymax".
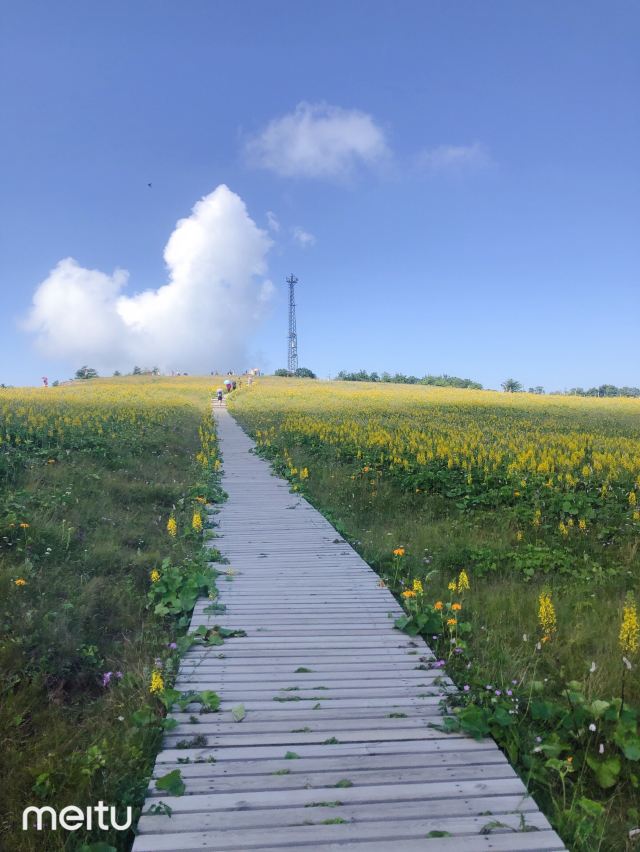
[{"xmin": 286, "ymin": 274, "xmax": 299, "ymax": 373}]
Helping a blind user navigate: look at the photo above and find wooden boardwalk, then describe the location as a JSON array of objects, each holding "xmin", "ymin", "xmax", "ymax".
[{"xmin": 133, "ymin": 408, "xmax": 566, "ymax": 851}]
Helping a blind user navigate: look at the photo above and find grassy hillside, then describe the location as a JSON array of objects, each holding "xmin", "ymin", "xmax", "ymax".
[
  {"xmin": 230, "ymin": 377, "xmax": 640, "ymax": 851},
  {"xmin": 0, "ymin": 376, "xmax": 223, "ymax": 851}
]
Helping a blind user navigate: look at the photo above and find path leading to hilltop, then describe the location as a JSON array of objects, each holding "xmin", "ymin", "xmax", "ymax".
[{"xmin": 133, "ymin": 408, "xmax": 565, "ymax": 851}]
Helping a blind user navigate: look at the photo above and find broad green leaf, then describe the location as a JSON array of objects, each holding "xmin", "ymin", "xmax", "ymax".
[
  {"xmin": 586, "ymin": 755, "xmax": 621, "ymax": 789},
  {"xmin": 155, "ymin": 769, "xmax": 186, "ymax": 796},
  {"xmin": 231, "ymin": 704, "xmax": 246, "ymax": 722}
]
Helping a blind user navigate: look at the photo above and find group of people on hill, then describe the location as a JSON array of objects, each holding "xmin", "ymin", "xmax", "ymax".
[{"xmin": 216, "ymin": 378, "xmax": 237, "ymax": 404}]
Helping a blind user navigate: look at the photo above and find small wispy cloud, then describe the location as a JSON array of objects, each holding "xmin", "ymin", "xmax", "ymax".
[
  {"xmin": 266, "ymin": 210, "xmax": 280, "ymax": 232},
  {"xmin": 291, "ymin": 226, "xmax": 316, "ymax": 248},
  {"xmin": 417, "ymin": 142, "xmax": 492, "ymax": 174},
  {"xmin": 245, "ymin": 101, "xmax": 389, "ymax": 179}
]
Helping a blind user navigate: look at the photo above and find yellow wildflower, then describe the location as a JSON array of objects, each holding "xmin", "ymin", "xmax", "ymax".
[
  {"xmin": 451, "ymin": 602, "xmax": 462, "ymax": 612},
  {"xmin": 434, "ymin": 601, "xmax": 443, "ymax": 611},
  {"xmin": 393, "ymin": 547, "xmax": 405, "ymax": 557},
  {"xmin": 633, "ymin": 511, "xmax": 640, "ymax": 522},
  {"xmin": 14, "ymin": 578, "xmax": 27, "ymax": 587},
  {"xmin": 516, "ymin": 530, "xmax": 523, "ymax": 541},
  {"xmin": 195, "ymin": 496, "xmax": 206, "ymax": 504},
  {"xmin": 300, "ymin": 467, "xmax": 309, "ymax": 480},
  {"xmin": 150, "ymin": 569, "xmax": 160, "ymax": 583},
  {"xmin": 619, "ymin": 594, "xmax": 639, "ymax": 655},
  {"xmin": 538, "ymin": 591, "xmax": 557, "ymax": 638},
  {"xmin": 402, "ymin": 589, "xmax": 416, "ymax": 598},
  {"xmin": 532, "ymin": 508, "xmax": 541, "ymax": 527},
  {"xmin": 192, "ymin": 511, "xmax": 203, "ymax": 533},
  {"xmin": 149, "ymin": 670, "xmax": 164, "ymax": 694},
  {"xmin": 629, "ymin": 491, "xmax": 637, "ymax": 507},
  {"xmin": 447, "ymin": 618, "xmax": 457, "ymax": 626},
  {"xmin": 19, "ymin": 522, "xmax": 29, "ymax": 529},
  {"xmin": 457, "ymin": 570, "xmax": 470, "ymax": 593},
  {"xmin": 578, "ymin": 518, "xmax": 587, "ymax": 531},
  {"xmin": 412, "ymin": 578, "xmax": 423, "ymax": 594},
  {"xmin": 558, "ymin": 521, "xmax": 569, "ymax": 537},
  {"xmin": 166, "ymin": 516, "xmax": 177, "ymax": 537},
  {"xmin": 447, "ymin": 581, "xmax": 457, "ymax": 592}
]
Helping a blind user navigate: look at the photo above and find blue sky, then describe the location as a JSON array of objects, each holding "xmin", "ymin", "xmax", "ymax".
[{"xmin": 1, "ymin": 0, "xmax": 638, "ymax": 390}]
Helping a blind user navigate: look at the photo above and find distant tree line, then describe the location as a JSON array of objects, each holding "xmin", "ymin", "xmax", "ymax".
[
  {"xmin": 502, "ymin": 378, "xmax": 640, "ymax": 398},
  {"xmin": 563, "ymin": 385, "xmax": 640, "ymax": 398},
  {"xmin": 73, "ymin": 366, "xmax": 162, "ymax": 380},
  {"xmin": 274, "ymin": 367, "xmax": 317, "ymax": 379},
  {"xmin": 336, "ymin": 370, "xmax": 483, "ymax": 389}
]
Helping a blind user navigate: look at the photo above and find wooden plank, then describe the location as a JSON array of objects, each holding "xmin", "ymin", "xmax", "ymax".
[
  {"xmin": 136, "ymin": 794, "xmax": 538, "ymax": 834},
  {"xmin": 134, "ymin": 813, "xmax": 552, "ymax": 850}
]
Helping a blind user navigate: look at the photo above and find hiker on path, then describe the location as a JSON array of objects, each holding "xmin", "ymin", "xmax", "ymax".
[{"xmin": 216, "ymin": 388, "xmax": 223, "ymax": 405}]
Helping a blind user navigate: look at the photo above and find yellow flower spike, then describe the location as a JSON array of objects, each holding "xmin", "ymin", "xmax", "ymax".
[
  {"xmin": 150, "ymin": 569, "xmax": 160, "ymax": 583},
  {"xmin": 619, "ymin": 594, "xmax": 639, "ymax": 655},
  {"xmin": 629, "ymin": 491, "xmax": 637, "ymax": 507},
  {"xmin": 538, "ymin": 591, "xmax": 557, "ymax": 638},
  {"xmin": 447, "ymin": 581, "xmax": 457, "ymax": 592},
  {"xmin": 192, "ymin": 511, "xmax": 203, "ymax": 533},
  {"xmin": 166, "ymin": 516, "xmax": 177, "ymax": 537},
  {"xmin": 300, "ymin": 467, "xmax": 309, "ymax": 480},
  {"xmin": 457, "ymin": 570, "xmax": 470, "ymax": 593},
  {"xmin": 412, "ymin": 578, "xmax": 423, "ymax": 594},
  {"xmin": 149, "ymin": 670, "xmax": 164, "ymax": 695}
]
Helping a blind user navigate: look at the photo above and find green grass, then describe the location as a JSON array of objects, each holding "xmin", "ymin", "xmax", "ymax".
[
  {"xmin": 0, "ymin": 379, "xmax": 221, "ymax": 851},
  {"xmin": 232, "ymin": 408, "xmax": 639, "ymax": 852}
]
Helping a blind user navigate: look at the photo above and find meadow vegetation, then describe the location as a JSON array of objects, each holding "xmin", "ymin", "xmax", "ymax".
[
  {"xmin": 0, "ymin": 376, "xmax": 223, "ymax": 851},
  {"xmin": 230, "ymin": 377, "xmax": 640, "ymax": 851}
]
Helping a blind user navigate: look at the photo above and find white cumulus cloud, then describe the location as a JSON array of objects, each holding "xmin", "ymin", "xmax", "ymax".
[
  {"xmin": 245, "ymin": 101, "xmax": 389, "ymax": 179},
  {"xmin": 24, "ymin": 185, "xmax": 274, "ymax": 373},
  {"xmin": 291, "ymin": 226, "xmax": 316, "ymax": 248},
  {"xmin": 417, "ymin": 142, "xmax": 491, "ymax": 173}
]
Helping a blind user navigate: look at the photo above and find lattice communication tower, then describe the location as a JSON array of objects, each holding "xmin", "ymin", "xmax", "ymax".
[{"xmin": 286, "ymin": 274, "xmax": 299, "ymax": 373}]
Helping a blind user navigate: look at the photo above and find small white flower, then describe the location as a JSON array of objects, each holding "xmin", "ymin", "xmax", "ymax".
[
  {"xmin": 599, "ymin": 743, "xmax": 605, "ymax": 754},
  {"xmin": 589, "ymin": 661, "xmax": 597, "ymax": 673},
  {"xmin": 522, "ymin": 634, "xmax": 528, "ymax": 642},
  {"xmin": 536, "ymin": 642, "xmax": 542, "ymax": 650},
  {"xmin": 589, "ymin": 723, "xmax": 597, "ymax": 732}
]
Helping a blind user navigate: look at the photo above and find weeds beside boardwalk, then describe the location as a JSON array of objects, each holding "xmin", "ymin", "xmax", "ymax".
[
  {"xmin": 0, "ymin": 376, "xmax": 223, "ymax": 851},
  {"xmin": 231, "ymin": 378, "xmax": 640, "ymax": 852}
]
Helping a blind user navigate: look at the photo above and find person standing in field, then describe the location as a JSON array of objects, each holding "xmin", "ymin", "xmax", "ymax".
[{"xmin": 216, "ymin": 388, "xmax": 223, "ymax": 405}]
